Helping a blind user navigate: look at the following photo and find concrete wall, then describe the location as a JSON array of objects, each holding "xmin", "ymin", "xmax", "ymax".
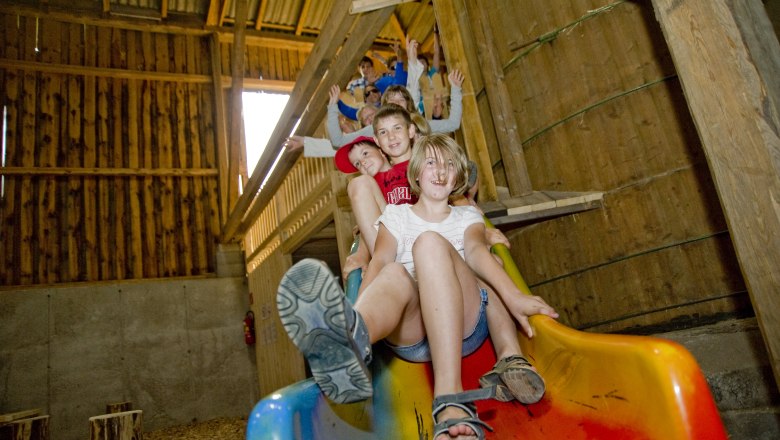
[{"xmin": 0, "ymin": 276, "xmax": 259, "ymax": 440}]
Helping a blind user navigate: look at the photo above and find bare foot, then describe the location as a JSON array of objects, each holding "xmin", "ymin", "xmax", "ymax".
[{"xmin": 434, "ymin": 405, "xmax": 478, "ymax": 440}]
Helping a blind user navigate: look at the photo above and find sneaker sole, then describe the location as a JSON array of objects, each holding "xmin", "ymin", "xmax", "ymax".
[
  {"xmin": 277, "ymin": 259, "xmax": 372, "ymax": 404},
  {"xmin": 501, "ymin": 367, "xmax": 545, "ymax": 404}
]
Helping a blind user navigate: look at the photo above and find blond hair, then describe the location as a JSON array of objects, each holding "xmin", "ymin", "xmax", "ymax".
[
  {"xmin": 381, "ymin": 85, "xmax": 417, "ymax": 114},
  {"xmin": 408, "ymin": 134, "xmax": 469, "ymax": 196}
]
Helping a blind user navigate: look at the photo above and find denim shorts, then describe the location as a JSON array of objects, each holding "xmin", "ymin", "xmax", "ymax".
[{"xmin": 386, "ymin": 288, "xmax": 489, "ymax": 363}]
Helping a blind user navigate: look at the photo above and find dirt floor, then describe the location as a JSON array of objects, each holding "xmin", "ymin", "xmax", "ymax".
[{"xmin": 144, "ymin": 417, "xmax": 247, "ymax": 440}]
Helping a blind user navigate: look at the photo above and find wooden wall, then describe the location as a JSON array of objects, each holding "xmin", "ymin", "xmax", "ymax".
[
  {"xmin": 0, "ymin": 10, "xmax": 312, "ymax": 286},
  {"xmin": 479, "ymin": 1, "xmax": 749, "ymax": 333},
  {"xmin": 0, "ymin": 13, "xmax": 220, "ymax": 284}
]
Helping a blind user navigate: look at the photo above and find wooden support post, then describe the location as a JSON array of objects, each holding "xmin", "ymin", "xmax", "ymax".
[
  {"xmin": 210, "ymin": 32, "xmax": 230, "ymax": 224},
  {"xmin": 465, "ymin": 1, "xmax": 533, "ymax": 197},
  {"xmin": 88, "ymin": 410, "xmax": 142, "ymax": 440},
  {"xmin": 228, "ymin": 0, "xmax": 249, "ymax": 210},
  {"xmin": 432, "ymin": 0, "xmax": 498, "ymax": 201},
  {"xmin": 650, "ymin": 0, "xmax": 780, "ymax": 391}
]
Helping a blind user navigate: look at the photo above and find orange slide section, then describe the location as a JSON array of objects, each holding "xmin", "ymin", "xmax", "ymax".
[{"xmin": 248, "ymin": 241, "xmax": 727, "ymax": 439}]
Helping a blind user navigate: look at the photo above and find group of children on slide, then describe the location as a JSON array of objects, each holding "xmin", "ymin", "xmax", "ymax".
[{"xmin": 276, "ymin": 38, "xmax": 558, "ymax": 440}]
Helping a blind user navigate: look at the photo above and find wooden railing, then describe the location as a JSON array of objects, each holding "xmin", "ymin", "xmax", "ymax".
[{"xmin": 244, "ymin": 156, "xmax": 332, "ymax": 272}]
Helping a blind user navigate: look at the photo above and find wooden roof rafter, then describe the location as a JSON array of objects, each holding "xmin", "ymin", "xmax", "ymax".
[
  {"xmin": 294, "ymin": 0, "xmax": 313, "ymax": 35},
  {"xmin": 254, "ymin": 0, "xmax": 269, "ymax": 31}
]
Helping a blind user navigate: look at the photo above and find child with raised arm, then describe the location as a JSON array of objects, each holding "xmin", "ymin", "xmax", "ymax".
[
  {"xmin": 327, "ymin": 69, "xmax": 464, "ymax": 147},
  {"xmin": 277, "ymin": 133, "xmax": 557, "ymax": 439}
]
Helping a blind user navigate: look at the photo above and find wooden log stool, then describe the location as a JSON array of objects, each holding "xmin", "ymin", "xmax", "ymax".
[
  {"xmin": 0, "ymin": 409, "xmax": 49, "ymax": 440},
  {"xmin": 88, "ymin": 409, "xmax": 142, "ymax": 440}
]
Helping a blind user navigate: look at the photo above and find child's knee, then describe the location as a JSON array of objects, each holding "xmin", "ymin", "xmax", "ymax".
[
  {"xmin": 347, "ymin": 175, "xmax": 375, "ymax": 200},
  {"xmin": 412, "ymin": 231, "xmax": 448, "ymax": 254}
]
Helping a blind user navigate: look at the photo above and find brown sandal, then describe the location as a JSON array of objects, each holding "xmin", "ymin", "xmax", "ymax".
[{"xmin": 479, "ymin": 355, "xmax": 546, "ymax": 403}]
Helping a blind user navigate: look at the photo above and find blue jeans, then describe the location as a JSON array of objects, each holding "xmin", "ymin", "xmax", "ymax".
[{"xmin": 386, "ymin": 288, "xmax": 489, "ymax": 362}]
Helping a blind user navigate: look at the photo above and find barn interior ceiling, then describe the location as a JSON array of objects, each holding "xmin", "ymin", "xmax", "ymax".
[{"xmin": 8, "ymin": 0, "xmax": 438, "ymax": 52}]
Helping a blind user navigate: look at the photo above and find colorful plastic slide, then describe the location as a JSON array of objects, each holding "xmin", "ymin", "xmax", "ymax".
[{"xmin": 247, "ymin": 241, "xmax": 727, "ymax": 439}]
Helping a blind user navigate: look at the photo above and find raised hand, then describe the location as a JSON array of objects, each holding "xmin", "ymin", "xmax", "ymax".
[
  {"xmin": 329, "ymin": 84, "xmax": 341, "ymax": 105},
  {"xmin": 448, "ymin": 69, "xmax": 464, "ymax": 88}
]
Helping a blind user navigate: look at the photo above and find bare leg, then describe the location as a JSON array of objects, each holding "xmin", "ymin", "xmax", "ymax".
[
  {"xmin": 413, "ymin": 232, "xmax": 484, "ymax": 440},
  {"xmin": 347, "ymin": 175, "xmax": 386, "ymax": 254},
  {"xmin": 354, "ymin": 262, "xmax": 425, "ymax": 346},
  {"xmin": 482, "ymin": 283, "xmax": 522, "ymax": 360}
]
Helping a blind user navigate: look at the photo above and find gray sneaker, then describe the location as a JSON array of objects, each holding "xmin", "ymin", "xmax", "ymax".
[{"xmin": 277, "ymin": 258, "xmax": 372, "ymax": 404}]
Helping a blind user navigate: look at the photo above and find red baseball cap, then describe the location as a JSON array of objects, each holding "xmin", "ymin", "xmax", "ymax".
[{"xmin": 334, "ymin": 136, "xmax": 378, "ymax": 174}]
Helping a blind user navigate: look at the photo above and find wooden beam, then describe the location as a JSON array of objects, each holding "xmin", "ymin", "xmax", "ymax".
[
  {"xmin": 295, "ymin": 0, "xmax": 313, "ymax": 35},
  {"xmin": 432, "ymin": 0, "xmax": 498, "ymax": 201},
  {"xmin": 407, "ymin": 0, "xmax": 432, "ymax": 35},
  {"xmin": 650, "ymin": 0, "xmax": 780, "ymax": 391},
  {"xmin": 210, "ymin": 32, "xmax": 231, "ymax": 223},
  {"xmin": 465, "ymin": 0, "xmax": 532, "ymax": 197},
  {"xmin": 218, "ymin": 32, "xmax": 316, "ymax": 51},
  {"xmin": 350, "ymin": 0, "xmax": 414, "ymax": 14},
  {"xmin": 389, "ymin": 12, "xmax": 406, "ymax": 42},
  {"xmin": 3, "ymin": 3, "xmax": 208, "ymax": 34},
  {"xmin": 0, "ymin": 167, "xmax": 218, "ymax": 177},
  {"xmin": 218, "ymin": 0, "xmax": 230, "ymax": 27},
  {"xmin": 0, "ymin": 58, "xmax": 211, "ymax": 83},
  {"xmin": 255, "ymin": 0, "xmax": 269, "ymax": 31},
  {"xmin": 228, "ymin": 0, "xmax": 250, "ymax": 207},
  {"xmin": 206, "ymin": 0, "xmax": 221, "ymax": 26},
  {"xmin": 223, "ymin": 77, "xmax": 295, "ymax": 92},
  {"xmin": 224, "ymin": 4, "xmax": 395, "ymax": 241}
]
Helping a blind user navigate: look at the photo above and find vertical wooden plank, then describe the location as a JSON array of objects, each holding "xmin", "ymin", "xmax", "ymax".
[
  {"xmin": 65, "ymin": 22, "xmax": 84, "ymax": 281},
  {"xmin": 140, "ymin": 30, "xmax": 158, "ymax": 278},
  {"xmin": 651, "ymin": 0, "xmax": 780, "ymax": 391},
  {"xmin": 55, "ymin": 20, "xmax": 71, "ymax": 283},
  {"xmin": 126, "ymin": 30, "xmax": 144, "ymax": 278},
  {"xmin": 19, "ymin": 16, "xmax": 38, "ymax": 284},
  {"xmin": 1, "ymin": 14, "xmax": 21, "ymax": 285},
  {"xmin": 96, "ymin": 25, "xmax": 112, "ymax": 280},
  {"xmin": 112, "ymin": 26, "xmax": 127, "ymax": 279},
  {"xmin": 186, "ymin": 35, "xmax": 208, "ymax": 273},
  {"xmin": 200, "ymin": 78, "xmax": 221, "ymax": 272},
  {"xmin": 432, "ymin": 0, "xmax": 498, "ymax": 201},
  {"xmin": 37, "ymin": 18, "xmax": 62, "ymax": 284},
  {"xmin": 173, "ymin": 34, "xmax": 193, "ymax": 275},
  {"xmin": 83, "ymin": 24, "xmax": 99, "ymax": 281},
  {"xmin": 155, "ymin": 32, "xmax": 177, "ymax": 276},
  {"xmin": 209, "ymin": 33, "xmax": 229, "ymax": 226}
]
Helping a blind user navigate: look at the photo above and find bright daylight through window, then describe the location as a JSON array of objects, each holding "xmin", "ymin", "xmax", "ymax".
[{"xmin": 242, "ymin": 91, "xmax": 290, "ymax": 179}]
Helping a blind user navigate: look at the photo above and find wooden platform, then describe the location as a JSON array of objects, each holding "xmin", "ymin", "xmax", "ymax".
[{"xmin": 479, "ymin": 189, "xmax": 604, "ymax": 227}]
